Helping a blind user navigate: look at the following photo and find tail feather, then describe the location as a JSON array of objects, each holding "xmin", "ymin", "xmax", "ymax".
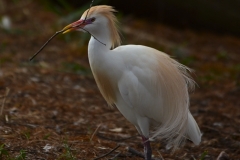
[{"xmin": 187, "ymin": 112, "xmax": 201, "ymax": 145}]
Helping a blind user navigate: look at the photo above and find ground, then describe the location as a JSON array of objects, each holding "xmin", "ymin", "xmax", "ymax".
[{"xmin": 0, "ymin": 1, "xmax": 240, "ymax": 160}]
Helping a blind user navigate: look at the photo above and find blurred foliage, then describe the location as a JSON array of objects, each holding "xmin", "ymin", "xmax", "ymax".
[
  {"xmin": 39, "ymin": 0, "xmax": 105, "ymax": 16},
  {"xmin": 58, "ymin": 141, "xmax": 76, "ymax": 160},
  {"xmin": 1, "ymin": 0, "xmax": 240, "ymax": 35},
  {"xmin": 0, "ymin": 57, "xmax": 12, "ymax": 65},
  {"xmin": 40, "ymin": 0, "xmax": 240, "ymax": 36},
  {"xmin": 217, "ymin": 50, "xmax": 228, "ymax": 60},
  {"xmin": 200, "ymin": 151, "xmax": 208, "ymax": 160},
  {"xmin": 61, "ymin": 62, "xmax": 91, "ymax": 75},
  {"xmin": 0, "ymin": 144, "xmax": 26, "ymax": 160},
  {"xmin": 0, "ymin": 42, "xmax": 7, "ymax": 52},
  {"xmin": 40, "ymin": 0, "xmax": 73, "ymax": 14},
  {"xmin": 43, "ymin": 133, "xmax": 51, "ymax": 140},
  {"xmin": 109, "ymin": 0, "xmax": 240, "ymax": 36},
  {"xmin": 15, "ymin": 150, "xmax": 27, "ymax": 160},
  {"xmin": 0, "ymin": 144, "xmax": 8, "ymax": 159}
]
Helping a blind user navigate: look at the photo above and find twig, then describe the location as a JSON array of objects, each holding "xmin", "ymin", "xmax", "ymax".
[
  {"xmin": 90, "ymin": 123, "xmax": 101, "ymax": 141},
  {"xmin": 217, "ymin": 151, "xmax": 229, "ymax": 160},
  {"xmin": 82, "ymin": 0, "xmax": 106, "ymax": 46},
  {"xmin": 72, "ymin": 0, "xmax": 106, "ymax": 46},
  {"xmin": 202, "ymin": 125, "xmax": 221, "ymax": 133},
  {"xmin": 29, "ymin": 0, "xmax": 105, "ymax": 61},
  {"xmin": 127, "ymin": 147, "xmax": 162, "ymax": 160},
  {"xmin": 81, "ymin": 27, "xmax": 106, "ymax": 46},
  {"xmin": 84, "ymin": 0, "xmax": 95, "ymax": 22},
  {"xmin": 1, "ymin": 87, "xmax": 10, "ymax": 115},
  {"xmin": 29, "ymin": 30, "xmax": 63, "ymax": 61},
  {"xmin": 93, "ymin": 144, "xmax": 120, "ymax": 160},
  {"xmin": 109, "ymin": 152, "xmax": 121, "ymax": 160},
  {"xmin": 5, "ymin": 122, "xmax": 38, "ymax": 128},
  {"xmin": 157, "ymin": 150, "xmax": 164, "ymax": 160},
  {"xmin": 97, "ymin": 133, "xmax": 137, "ymax": 142},
  {"xmin": 127, "ymin": 147, "xmax": 144, "ymax": 158}
]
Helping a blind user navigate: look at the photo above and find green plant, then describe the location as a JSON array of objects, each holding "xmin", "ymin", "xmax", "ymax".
[
  {"xmin": 199, "ymin": 150, "xmax": 208, "ymax": 160},
  {"xmin": 0, "ymin": 144, "xmax": 9, "ymax": 158},
  {"xmin": 61, "ymin": 62, "xmax": 91, "ymax": 75},
  {"xmin": 22, "ymin": 132, "xmax": 31, "ymax": 140},
  {"xmin": 14, "ymin": 150, "xmax": 26, "ymax": 160},
  {"xmin": 43, "ymin": 133, "xmax": 51, "ymax": 140},
  {"xmin": 217, "ymin": 50, "xmax": 228, "ymax": 60},
  {"xmin": 0, "ymin": 144, "xmax": 27, "ymax": 160},
  {"xmin": 58, "ymin": 141, "xmax": 76, "ymax": 160}
]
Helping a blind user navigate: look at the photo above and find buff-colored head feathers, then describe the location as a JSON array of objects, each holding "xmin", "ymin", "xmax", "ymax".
[{"xmin": 82, "ymin": 5, "xmax": 121, "ymax": 48}]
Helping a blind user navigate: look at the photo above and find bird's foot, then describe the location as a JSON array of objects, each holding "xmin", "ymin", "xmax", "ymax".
[{"xmin": 142, "ymin": 136, "xmax": 152, "ymax": 160}]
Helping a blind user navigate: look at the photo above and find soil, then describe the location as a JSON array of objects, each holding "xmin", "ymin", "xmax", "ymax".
[{"xmin": 0, "ymin": 1, "xmax": 240, "ymax": 160}]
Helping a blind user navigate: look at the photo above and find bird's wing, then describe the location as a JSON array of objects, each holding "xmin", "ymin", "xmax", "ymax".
[
  {"xmin": 115, "ymin": 45, "xmax": 196, "ymax": 149},
  {"xmin": 117, "ymin": 71, "xmax": 138, "ymax": 109},
  {"xmin": 117, "ymin": 51, "xmax": 162, "ymax": 118},
  {"xmin": 118, "ymin": 70, "xmax": 155, "ymax": 106}
]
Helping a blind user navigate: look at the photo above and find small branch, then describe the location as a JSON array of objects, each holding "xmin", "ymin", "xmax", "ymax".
[
  {"xmin": 157, "ymin": 150, "xmax": 164, "ymax": 160},
  {"xmin": 1, "ymin": 87, "xmax": 10, "ymax": 115},
  {"xmin": 84, "ymin": 0, "xmax": 95, "ymax": 21},
  {"xmin": 90, "ymin": 123, "xmax": 101, "ymax": 141},
  {"xmin": 109, "ymin": 152, "xmax": 121, "ymax": 160},
  {"xmin": 29, "ymin": 26, "xmax": 75, "ymax": 61},
  {"xmin": 127, "ymin": 147, "xmax": 162, "ymax": 160},
  {"xmin": 94, "ymin": 144, "xmax": 120, "ymax": 160},
  {"xmin": 202, "ymin": 125, "xmax": 221, "ymax": 133},
  {"xmin": 29, "ymin": 0, "xmax": 105, "ymax": 61},
  {"xmin": 80, "ymin": 27, "xmax": 106, "ymax": 46},
  {"xmin": 127, "ymin": 147, "xmax": 144, "ymax": 158},
  {"xmin": 4, "ymin": 122, "xmax": 38, "ymax": 128},
  {"xmin": 97, "ymin": 133, "xmax": 137, "ymax": 142},
  {"xmin": 29, "ymin": 30, "xmax": 63, "ymax": 61},
  {"xmin": 217, "ymin": 151, "xmax": 229, "ymax": 160},
  {"xmin": 80, "ymin": 0, "xmax": 107, "ymax": 46}
]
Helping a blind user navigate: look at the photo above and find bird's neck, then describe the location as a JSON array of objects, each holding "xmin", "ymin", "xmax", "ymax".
[
  {"xmin": 88, "ymin": 25, "xmax": 112, "ymax": 52},
  {"xmin": 88, "ymin": 28, "xmax": 113, "ymax": 68},
  {"xmin": 89, "ymin": 36, "xmax": 110, "ymax": 53},
  {"xmin": 87, "ymin": 29, "xmax": 117, "ymax": 106}
]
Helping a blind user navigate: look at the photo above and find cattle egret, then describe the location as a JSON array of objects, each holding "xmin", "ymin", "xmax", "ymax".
[{"xmin": 63, "ymin": 5, "xmax": 201, "ymax": 159}]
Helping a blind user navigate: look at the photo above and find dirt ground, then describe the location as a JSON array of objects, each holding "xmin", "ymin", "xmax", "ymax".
[{"xmin": 1, "ymin": 1, "xmax": 240, "ymax": 160}]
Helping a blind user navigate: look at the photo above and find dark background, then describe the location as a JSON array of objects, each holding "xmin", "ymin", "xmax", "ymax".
[{"xmin": 43, "ymin": 0, "xmax": 240, "ymax": 36}]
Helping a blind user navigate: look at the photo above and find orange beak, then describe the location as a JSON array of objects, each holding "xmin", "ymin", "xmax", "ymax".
[{"xmin": 62, "ymin": 19, "xmax": 86, "ymax": 34}]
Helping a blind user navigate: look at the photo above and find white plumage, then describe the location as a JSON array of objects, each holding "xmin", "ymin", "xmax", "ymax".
[{"xmin": 63, "ymin": 5, "xmax": 201, "ymax": 159}]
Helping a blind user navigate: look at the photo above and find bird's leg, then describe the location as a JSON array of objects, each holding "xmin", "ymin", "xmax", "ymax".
[{"xmin": 142, "ymin": 136, "xmax": 152, "ymax": 160}]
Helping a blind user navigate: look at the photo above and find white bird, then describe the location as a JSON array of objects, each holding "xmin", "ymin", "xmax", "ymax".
[{"xmin": 63, "ymin": 5, "xmax": 201, "ymax": 159}]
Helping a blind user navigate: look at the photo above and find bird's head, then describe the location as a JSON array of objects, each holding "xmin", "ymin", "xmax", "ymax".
[{"xmin": 62, "ymin": 5, "xmax": 121, "ymax": 48}]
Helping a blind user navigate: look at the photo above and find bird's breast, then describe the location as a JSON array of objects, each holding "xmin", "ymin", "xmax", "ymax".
[{"xmin": 93, "ymin": 71, "xmax": 116, "ymax": 105}]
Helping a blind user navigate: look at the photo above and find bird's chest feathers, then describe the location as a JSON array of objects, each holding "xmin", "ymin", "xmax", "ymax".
[
  {"xmin": 91, "ymin": 68, "xmax": 116, "ymax": 105},
  {"xmin": 88, "ymin": 39, "xmax": 117, "ymax": 105}
]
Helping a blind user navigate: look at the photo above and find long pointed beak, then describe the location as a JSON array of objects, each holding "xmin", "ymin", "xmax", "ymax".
[{"xmin": 62, "ymin": 19, "xmax": 86, "ymax": 34}]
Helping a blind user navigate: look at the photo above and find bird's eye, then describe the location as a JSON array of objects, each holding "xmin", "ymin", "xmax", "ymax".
[{"xmin": 90, "ymin": 17, "xmax": 96, "ymax": 22}]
